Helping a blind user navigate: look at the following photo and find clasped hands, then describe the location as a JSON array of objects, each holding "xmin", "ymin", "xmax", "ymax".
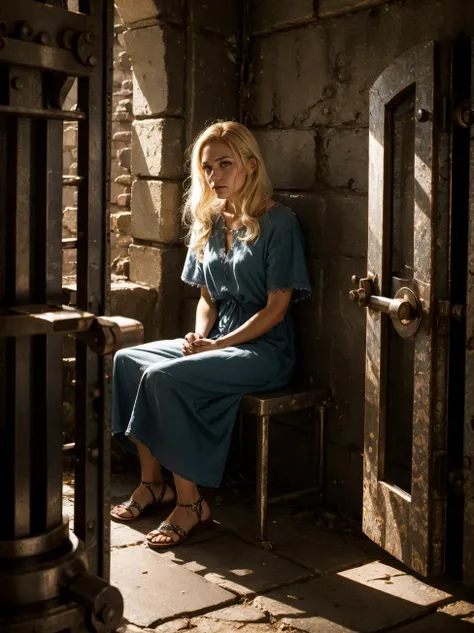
[{"xmin": 181, "ymin": 332, "xmax": 223, "ymax": 356}]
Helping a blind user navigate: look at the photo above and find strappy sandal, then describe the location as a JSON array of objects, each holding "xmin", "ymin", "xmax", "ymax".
[
  {"xmin": 110, "ymin": 479, "xmax": 174, "ymax": 523},
  {"xmin": 146, "ymin": 495, "xmax": 214, "ymax": 550}
]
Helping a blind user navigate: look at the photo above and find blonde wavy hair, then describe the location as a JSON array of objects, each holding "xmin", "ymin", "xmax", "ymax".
[{"xmin": 182, "ymin": 121, "xmax": 273, "ymax": 258}]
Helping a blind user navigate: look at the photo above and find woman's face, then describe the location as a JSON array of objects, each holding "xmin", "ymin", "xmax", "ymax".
[{"xmin": 201, "ymin": 141, "xmax": 249, "ymax": 202}]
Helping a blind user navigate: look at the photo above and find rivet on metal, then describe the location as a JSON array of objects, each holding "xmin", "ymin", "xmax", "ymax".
[
  {"xmin": 38, "ymin": 31, "xmax": 51, "ymax": 46},
  {"xmin": 416, "ymin": 108, "xmax": 431, "ymax": 123},
  {"xmin": 11, "ymin": 76, "xmax": 23, "ymax": 91},
  {"xmin": 19, "ymin": 21, "xmax": 34, "ymax": 41},
  {"xmin": 87, "ymin": 54, "xmax": 98, "ymax": 67},
  {"xmin": 84, "ymin": 32, "xmax": 95, "ymax": 45},
  {"xmin": 60, "ymin": 29, "xmax": 75, "ymax": 50}
]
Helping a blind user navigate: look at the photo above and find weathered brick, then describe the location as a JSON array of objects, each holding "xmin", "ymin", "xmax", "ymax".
[
  {"xmin": 320, "ymin": 127, "xmax": 368, "ymax": 192},
  {"xmin": 124, "ymin": 23, "xmax": 184, "ymax": 117},
  {"xmin": 115, "ymin": 0, "xmax": 183, "ymax": 26},
  {"xmin": 254, "ymin": 129, "xmax": 316, "ymax": 190},
  {"xmin": 112, "ymin": 211, "xmax": 132, "ymax": 234},
  {"xmin": 251, "ymin": 0, "xmax": 314, "ymax": 33},
  {"xmin": 132, "ymin": 118, "xmax": 184, "ymax": 178},
  {"xmin": 251, "ymin": 28, "xmax": 330, "ymax": 127},
  {"xmin": 129, "ymin": 243, "xmax": 187, "ymax": 338},
  {"xmin": 319, "ymin": 0, "xmax": 389, "ymax": 18},
  {"xmin": 131, "ymin": 179, "xmax": 182, "ymax": 243}
]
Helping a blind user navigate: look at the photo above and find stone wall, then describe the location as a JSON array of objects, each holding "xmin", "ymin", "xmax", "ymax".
[
  {"xmin": 248, "ymin": 0, "xmax": 473, "ymax": 516},
  {"xmin": 115, "ymin": 0, "xmax": 243, "ymax": 340}
]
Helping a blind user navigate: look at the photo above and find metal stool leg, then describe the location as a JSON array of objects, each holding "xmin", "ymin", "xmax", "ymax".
[
  {"xmin": 256, "ymin": 414, "xmax": 270, "ymax": 542},
  {"xmin": 317, "ymin": 405, "xmax": 326, "ymax": 502}
]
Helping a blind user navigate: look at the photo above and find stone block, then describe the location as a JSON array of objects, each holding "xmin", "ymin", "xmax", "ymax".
[
  {"xmin": 129, "ymin": 242, "xmax": 183, "ymax": 287},
  {"xmin": 251, "ymin": 29, "xmax": 330, "ymax": 127},
  {"xmin": 113, "ymin": 131, "xmax": 132, "ymax": 143},
  {"xmin": 115, "ymin": 0, "xmax": 183, "ymax": 26},
  {"xmin": 118, "ymin": 147, "xmax": 131, "ymax": 170},
  {"xmin": 187, "ymin": 32, "xmax": 239, "ymax": 141},
  {"xmin": 124, "ymin": 23, "xmax": 184, "ymax": 117},
  {"xmin": 202, "ymin": 605, "xmax": 268, "ymax": 623},
  {"xmin": 113, "ymin": 211, "xmax": 132, "ymax": 233},
  {"xmin": 109, "ymin": 280, "xmax": 157, "ymax": 342},
  {"xmin": 132, "ymin": 118, "xmax": 184, "ymax": 179},
  {"xmin": 117, "ymin": 193, "xmax": 131, "ymax": 207},
  {"xmin": 192, "ymin": 0, "xmax": 242, "ymax": 37},
  {"xmin": 62, "ymin": 206, "xmax": 77, "ymax": 237},
  {"xmin": 131, "ymin": 179, "xmax": 182, "ymax": 243},
  {"xmin": 254, "ymin": 129, "xmax": 315, "ymax": 190},
  {"xmin": 63, "ymin": 124, "xmax": 77, "ymax": 148},
  {"xmin": 252, "ymin": 0, "xmax": 314, "ymax": 33},
  {"xmin": 255, "ymin": 560, "xmax": 451, "ymax": 633},
  {"xmin": 319, "ymin": 0, "xmax": 388, "ymax": 18},
  {"xmin": 162, "ymin": 534, "xmax": 310, "ymax": 598},
  {"xmin": 110, "ymin": 545, "xmax": 235, "ymax": 628},
  {"xmin": 395, "ymin": 601, "xmax": 474, "ymax": 631},
  {"xmin": 320, "ymin": 127, "xmax": 368, "ymax": 192}
]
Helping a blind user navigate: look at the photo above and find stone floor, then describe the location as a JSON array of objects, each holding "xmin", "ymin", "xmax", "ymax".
[{"xmin": 63, "ymin": 474, "xmax": 474, "ymax": 633}]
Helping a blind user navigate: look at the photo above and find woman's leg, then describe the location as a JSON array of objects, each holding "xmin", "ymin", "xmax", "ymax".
[
  {"xmin": 147, "ymin": 472, "xmax": 211, "ymax": 544},
  {"xmin": 111, "ymin": 437, "xmax": 175, "ymax": 519}
]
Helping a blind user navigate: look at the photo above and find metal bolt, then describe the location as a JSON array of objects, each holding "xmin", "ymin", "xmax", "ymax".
[
  {"xmin": 84, "ymin": 31, "xmax": 95, "ymax": 45},
  {"xmin": 462, "ymin": 110, "xmax": 473, "ymax": 126},
  {"xmin": 87, "ymin": 520, "xmax": 95, "ymax": 530},
  {"xmin": 60, "ymin": 29, "xmax": 75, "ymax": 50},
  {"xmin": 87, "ymin": 54, "xmax": 98, "ymax": 67},
  {"xmin": 38, "ymin": 31, "xmax": 51, "ymax": 46},
  {"xmin": 11, "ymin": 76, "xmax": 23, "ymax": 91},
  {"xmin": 19, "ymin": 22, "xmax": 34, "ymax": 41},
  {"xmin": 100, "ymin": 607, "xmax": 115, "ymax": 624},
  {"xmin": 416, "ymin": 108, "xmax": 431, "ymax": 123}
]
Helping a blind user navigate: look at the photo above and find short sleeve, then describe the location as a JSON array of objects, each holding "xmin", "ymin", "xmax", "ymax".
[
  {"xmin": 181, "ymin": 246, "xmax": 206, "ymax": 287},
  {"xmin": 265, "ymin": 211, "xmax": 311, "ymax": 303}
]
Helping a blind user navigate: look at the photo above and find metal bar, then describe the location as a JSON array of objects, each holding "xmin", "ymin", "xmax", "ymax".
[
  {"xmin": 13, "ymin": 111, "xmax": 33, "ymax": 539},
  {"xmin": 0, "ymin": 37, "xmax": 93, "ymax": 77},
  {"xmin": 0, "ymin": 306, "xmax": 95, "ymax": 338},
  {"xmin": 0, "ymin": 105, "xmax": 86, "ymax": 121},
  {"xmin": 75, "ymin": 0, "xmax": 112, "ymax": 580},
  {"xmin": 62, "ymin": 238, "xmax": 78, "ymax": 250},
  {"xmin": 63, "ymin": 175, "xmax": 84, "ymax": 187},
  {"xmin": 256, "ymin": 414, "xmax": 270, "ymax": 543}
]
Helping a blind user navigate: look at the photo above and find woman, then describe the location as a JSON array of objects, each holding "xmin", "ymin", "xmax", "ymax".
[{"xmin": 111, "ymin": 121, "xmax": 311, "ymax": 549}]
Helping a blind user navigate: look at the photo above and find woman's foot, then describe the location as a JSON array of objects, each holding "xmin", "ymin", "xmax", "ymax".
[
  {"xmin": 111, "ymin": 480, "xmax": 175, "ymax": 521},
  {"xmin": 147, "ymin": 497, "xmax": 212, "ymax": 545}
]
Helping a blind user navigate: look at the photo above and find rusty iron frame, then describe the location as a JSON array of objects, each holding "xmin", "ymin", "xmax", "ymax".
[
  {"xmin": 0, "ymin": 1, "xmax": 123, "ymax": 631},
  {"xmin": 463, "ymin": 38, "xmax": 474, "ymax": 586},
  {"xmin": 363, "ymin": 42, "xmax": 450, "ymax": 576}
]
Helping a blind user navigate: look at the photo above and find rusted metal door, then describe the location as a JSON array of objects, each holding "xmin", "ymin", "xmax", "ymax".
[{"xmin": 351, "ymin": 42, "xmax": 451, "ymax": 576}]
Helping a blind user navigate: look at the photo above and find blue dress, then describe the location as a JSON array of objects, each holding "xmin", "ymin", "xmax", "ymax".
[{"xmin": 112, "ymin": 204, "xmax": 311, "ymax": 487}]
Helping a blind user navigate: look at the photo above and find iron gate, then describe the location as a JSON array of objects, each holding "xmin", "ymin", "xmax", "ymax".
[{"xmin": 0, "ymin": 1, "xmax": 143, "ymax": 631}]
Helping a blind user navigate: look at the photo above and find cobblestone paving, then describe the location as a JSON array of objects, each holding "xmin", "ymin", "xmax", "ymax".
[{"xmin": 64, "ymin": 474, "xmax": 474, "ymax": 632}]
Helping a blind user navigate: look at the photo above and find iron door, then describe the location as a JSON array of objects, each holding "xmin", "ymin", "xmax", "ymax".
[{"xmin": 357, "ymin": 42, "xmax": 450, "ymax": 576}]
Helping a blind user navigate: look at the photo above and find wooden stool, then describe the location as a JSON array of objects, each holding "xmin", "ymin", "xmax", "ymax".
[{"xmin": 239, "ymin": 386, "xmax": 330, "ymax": 545}]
